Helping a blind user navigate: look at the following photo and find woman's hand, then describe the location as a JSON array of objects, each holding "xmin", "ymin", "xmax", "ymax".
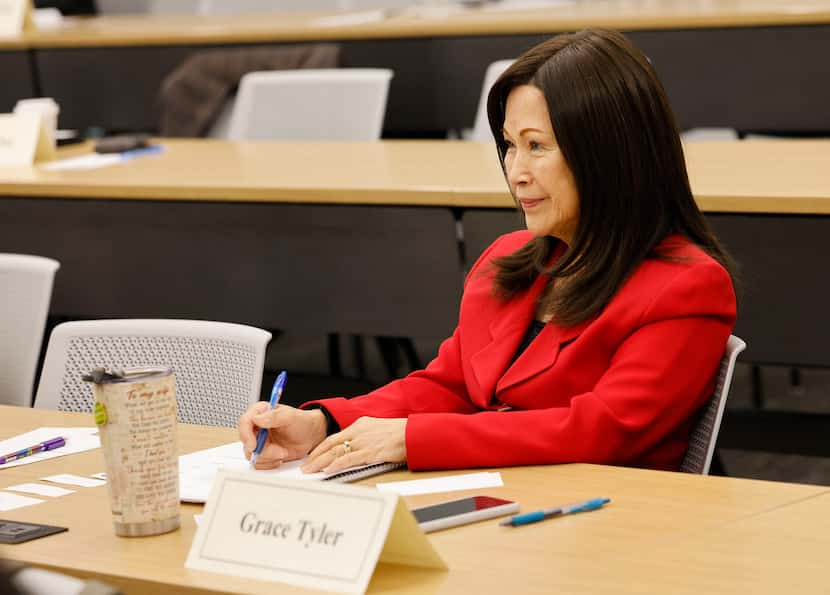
[
  {"xmin": 302, "ymin": 417, "xmax": 407, "ymax": 474},
  {"xmin": 238, "ymin": 403, "xmax": 327, "ymax": 470}
]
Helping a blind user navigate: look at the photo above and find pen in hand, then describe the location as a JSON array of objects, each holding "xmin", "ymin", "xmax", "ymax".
[
  {"xmin": 500, "ymin": 497, "xmax": 610, "ymax": 527},
  {"xmin": 0, "ymin": 436, "xmax": 66, "ymax": 466},
  {"xmin": 250, "ymin": 371, "xmax": 287, "ymax": 468}
]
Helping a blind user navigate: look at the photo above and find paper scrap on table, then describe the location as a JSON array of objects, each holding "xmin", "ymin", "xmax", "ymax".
[
  {"xmin": 0, "ymin": 427, "xmax": 100, "ymax": 469},
  {"xmin": 376, "ymin": 472, "xmax": 503, "ymax": 496},
  {"xmin": 193, "ymin": 513, "xmax": 203, "ymax": 526},
  {"xmin": 0, "ymin": 492, "xmax": 44, "ymax": 511},
  {"xmin": 40, "ymin": 153, "xmax": 123, "ymax": 171},
  {"xmin": 315, "ymin": 9, "xmax": 386, "ymax": 27},
  {"xmin": 5, "ymin": 483, "xmax": 75, "ymax": 497},
  {"xmin": 42, "ymin": 474, "xmax": 106, "ymax": 488},
  {"xmin": 90, "ymin": 472, "xmax": 107, "ymax": 480}
]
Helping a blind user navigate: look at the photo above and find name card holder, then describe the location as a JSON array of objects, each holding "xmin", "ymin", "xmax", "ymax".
[
  {"xmin": 0, "ymin": 112, "xmax": 55, "ymax": 167},
  {"xmin": 0, "ymin": 0, "xmax": 32, "ymax": 36},
  {"xmin": 186, "ymin": 470, "xmax": 446, "ymax": 595}
]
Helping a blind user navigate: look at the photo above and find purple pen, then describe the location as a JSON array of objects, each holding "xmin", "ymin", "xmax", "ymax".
[{"xmin": 0, "ymin": 436, "xmax": 66, "ymax": 465}]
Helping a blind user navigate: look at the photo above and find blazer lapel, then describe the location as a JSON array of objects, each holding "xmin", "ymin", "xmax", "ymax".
[
  {"xmin": 468, "ymin": 272, "xmax": 547, "ymax": 407},
  {"xmin": 495, "ymin": 318, "xmax": 589, "ymax": 395}
]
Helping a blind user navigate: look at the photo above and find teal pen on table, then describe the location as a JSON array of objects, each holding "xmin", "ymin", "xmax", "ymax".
[
  {"xmin": 500, "ymin": 497, "xmax": 611, "ymax": 527},
  {"xmin": 250, "ymin": 371, "xmax": 287, "ymax": 467}
]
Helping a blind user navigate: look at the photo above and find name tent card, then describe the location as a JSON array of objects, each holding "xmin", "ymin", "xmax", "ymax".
[
  {"xmin": 0, "ymin": 112, "xmax": 55, "ymax": 167},
  {"xmin": 0, "ymin": 0, "xmax": 32, "ymax": 36},
  {"xmin": 186, "ymin": 470, "xmax": 446, "ymax": 595}
]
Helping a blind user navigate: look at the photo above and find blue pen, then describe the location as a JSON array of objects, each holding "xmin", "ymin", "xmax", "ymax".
[
  {"xmin": 120, "ymin": 144, "xmax": 164, "ymax": 161},
  {"xmin": 250, "ymin": 371, "xmax": 287, "ymax": 468},
  {"xmin": 499, "ymin": 497, "xmax": 610, "ymax": 527}
]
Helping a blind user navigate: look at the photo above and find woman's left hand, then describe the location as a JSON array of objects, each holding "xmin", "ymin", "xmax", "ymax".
[{"xmin": 301, "ymin": 416, "xmax": 407, "ymax": 474}]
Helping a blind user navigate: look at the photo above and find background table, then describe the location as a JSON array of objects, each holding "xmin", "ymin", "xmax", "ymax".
[{"xmin": 3, "ymin": 0, "xmax": 830, "ymax": 135}]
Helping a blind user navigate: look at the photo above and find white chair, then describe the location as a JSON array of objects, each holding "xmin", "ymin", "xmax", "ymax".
[
  {"xmin": 680, "ymin": 335, "xmax": 747, "ymax": 474},
  {"xmin": 680, "ymin": 128, "xmax": 739, "ymax": 142},
  {"xmin": 468, "ymin": 59, "xmax": 513, "ymax": 142},
  {"xmin": 0, "ymin": 254, "xmax": 60, "ymax": 407},
  {"xmin": 210, "ymin": 68, "xmax": 393, "ymax": 141},
  {"xmin": 34, "ymin": 319, "xmax": 271, "ymax": 428}
]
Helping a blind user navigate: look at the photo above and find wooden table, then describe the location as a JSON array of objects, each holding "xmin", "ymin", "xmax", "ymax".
[
  {"xmin": 1, "ymin": 138, "xmax": 828, "ymax": 212},
  {"xmin": 2, "ymin": 0, "xmax": 829, "ymax": 134},
  {"xmin": 1, "ymin": 405, "xmax": 828, "ymax": 594}
]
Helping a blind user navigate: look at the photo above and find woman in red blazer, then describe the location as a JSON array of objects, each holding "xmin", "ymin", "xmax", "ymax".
[{"xmin": 239, "ymin": 29, "xmax": 737, "ymax": 473}]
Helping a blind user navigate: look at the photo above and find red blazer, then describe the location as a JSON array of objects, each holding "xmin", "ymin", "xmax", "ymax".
[{"xmin": 311, "ymin": 232, "xmax": 736, "ymax": 471}]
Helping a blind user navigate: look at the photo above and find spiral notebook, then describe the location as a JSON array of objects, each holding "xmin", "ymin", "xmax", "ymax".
[{"xmin": 178, "ymin": 442, "xmax": 403, "ymax": 503}]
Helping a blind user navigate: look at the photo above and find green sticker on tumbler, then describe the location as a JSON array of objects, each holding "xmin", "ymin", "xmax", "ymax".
[{"xmin": 94, "ymin": 401, "xmax": 108, "ymax": 425}]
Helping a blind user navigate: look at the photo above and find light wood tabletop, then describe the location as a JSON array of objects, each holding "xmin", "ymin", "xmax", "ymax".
[
  {"xmin": 1, "ymin": 405, "xmax": 829, "ymax": 594},
  {"xmin": 0, "ymin": 139, "xmax": 829, "ymax": 214},
  {"xmin": 4, "ymin": 0, "xmax": 830, "ymax": 49},
  {"xmin": 600, "ymin": 491, "xmax": 830, "ymax": 594}
]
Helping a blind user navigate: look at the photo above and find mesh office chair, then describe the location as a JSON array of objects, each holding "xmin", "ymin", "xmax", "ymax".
[
  {"xmin": 210, "ymin": 68, "xmax": 393, "ymax": 141},
  {"xmin": 469, "ymin": 59, "xmax": 513, "ymax": 142},
  {"xmin": 680, "ymin": 335, "xmax": 747, "ymax": 474},
  {"xmin": 34, "ymin": 319, "xmax": 271, "ymax": 428},
  {"xmin": 0, "ymin": 254, "xmax": 60, "ymax": 407}
]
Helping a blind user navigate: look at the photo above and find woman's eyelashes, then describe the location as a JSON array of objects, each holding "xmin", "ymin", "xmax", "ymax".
[{"xmin": 503, "ymin": 137, "xmax": 546, "ymax": 153}]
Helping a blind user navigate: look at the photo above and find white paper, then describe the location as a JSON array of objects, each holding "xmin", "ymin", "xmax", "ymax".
[
  {"xmin": 90, "ymin": 472, "xmax": 107, "ymax": 480},
  {"xmin": 315, "ymin": 9, "xmax": 385, "ymax": 27},
  {"xmin": 376, "ymin": 471, "xmax": 503, "ymax": 496},
  {"xmin": 39, "ymin": 153, "xmax": 122, "ymax": 171},
  {"xmin": 5, "ymin": 482, "xmax": 74, "ymax": 497},
  {"xmin": 178, "ymin": 442, "xmax": 328, "ymax": 502},
  {"xmin": 193, "ymin": 513, "xmax": 203, "ymax": 526},
  {"xmin": 179, "ymin": 442, "xmax": 398, "ymax": 503},
  {"xmin": 42, "ymin": 474, "xmax": 106, "ymax": 488},
  {"xmin": 0, "ymin": 492, "xmax": 44, "ymax": 511},
  {"xmin": 0, "ymin": 427, "xmax": 100, "ymax": 469}
]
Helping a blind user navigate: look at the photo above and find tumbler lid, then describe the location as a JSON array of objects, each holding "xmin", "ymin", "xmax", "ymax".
[{"xmin": 82, "ymin": 366, "xmax": 172, "ymax": 384}]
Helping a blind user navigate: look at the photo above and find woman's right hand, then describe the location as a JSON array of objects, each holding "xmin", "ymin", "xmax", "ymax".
[{"xmin": 238, "ymin": 403, "xmax": 328, "ymax": 470}]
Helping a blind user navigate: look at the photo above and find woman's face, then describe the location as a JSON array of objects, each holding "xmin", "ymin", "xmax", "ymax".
[{"xmin": 502, "ymin": 84, "xmax": 580, "ymax": 244}]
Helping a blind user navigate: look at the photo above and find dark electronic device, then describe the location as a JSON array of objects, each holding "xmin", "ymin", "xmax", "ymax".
[{"xmin": 411, "ymin": 495, "xmax": 519, "ymax": 532}]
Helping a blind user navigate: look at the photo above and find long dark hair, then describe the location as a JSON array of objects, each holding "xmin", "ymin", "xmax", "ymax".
[{"xmin": 486, "ymin": 29, "xmax": 736, "ymax": 326}]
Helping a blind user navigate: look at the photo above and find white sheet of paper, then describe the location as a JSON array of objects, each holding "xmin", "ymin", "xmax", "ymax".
[
  {"xmin": 39, "ymin": 152, "xmax": 122, "ymax": 171},
  {"xmin": 5, "ymin": 482, "xmax": 74, "ymax": 497},
  {"xmin": 315, "ymin": 9, "xmax": 385, "ymax": 27},
  {"xmin": 42, "ymin": 474, "xmax": 106, "ymax": 488},
  {"xmin": 90, "ymin": 472, "xmax": 107, "ymax": 480},
  {"xmin": 375, "ymin": 471, "xmax": 503, "ymax": 496},
  {"xmin": 0, "ymin": 427, "xmax": 100, "ymax": 469},
  {"xmin": 0, "ymin": 492, "xmax": 44, "ymax": 511},
  {"xmin": 178, "ymin": 442, "xmax": 328, "ymax": 502}
]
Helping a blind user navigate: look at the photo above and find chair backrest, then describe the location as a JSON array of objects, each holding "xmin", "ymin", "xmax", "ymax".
[
  {"xmin": 680, "ymin": 334, "xmax": 747, "ymax": 474},
  {"xmin": 0, "ymin": 254, "xmax": 60, "ymax": 407},
  {"xmin": 469, "ymin": 59, "xmax": 513, "ymax": 142},
  {"xmin": 215, "ymin": 68, "xmax": 393, "ymax": 141},
  {"xmin": 34, "ymin": 319, "xmax": 271, "ymax": 428}
]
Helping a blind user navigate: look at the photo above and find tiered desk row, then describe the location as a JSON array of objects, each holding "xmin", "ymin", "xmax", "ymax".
[{"xmin": 1, "ymin": 1, "xmax": 830, "ymax": 135}]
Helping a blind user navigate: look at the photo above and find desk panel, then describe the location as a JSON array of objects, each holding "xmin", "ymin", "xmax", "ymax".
[
  {"xmin": 706, "ymin": 214, "xmax": 830, "ymax": 366},
  {"xmin": 33, "ymin": 25, "xmax": 830, "ymax": 135},
  {"xmin": 461, "ymin": 210, "xmax": 830, "ymax": 367},
  {"xmin": 0, "ymin": 51, "xmax": 35, "ymax": 112},
  {"xmin": 0, "ymin": 198, "xmax": 462, "ymax": 338}
]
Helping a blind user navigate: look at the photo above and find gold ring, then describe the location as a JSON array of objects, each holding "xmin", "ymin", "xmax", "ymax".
[{"xmin": 342, "ymin": 440, "xmax": 352, "ymax": 455}]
